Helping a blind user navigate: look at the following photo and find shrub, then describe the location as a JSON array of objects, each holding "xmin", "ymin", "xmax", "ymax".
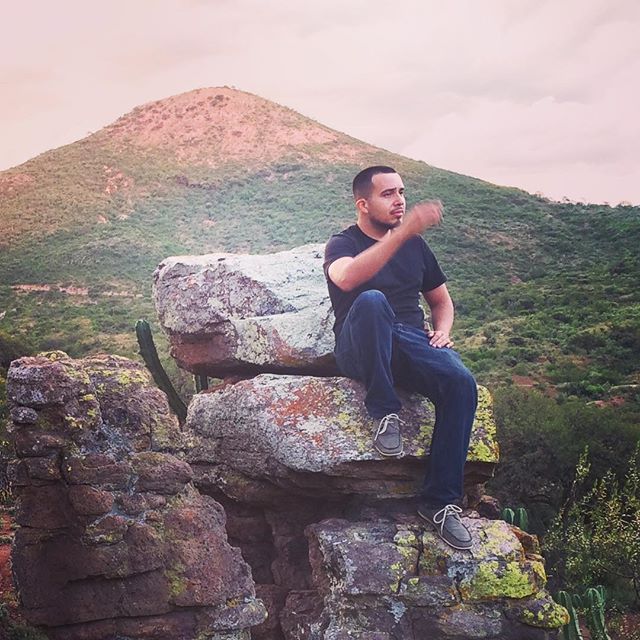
[{"xmin": 544, "ymin": 445, "xmax": 640, "ymax": 608}]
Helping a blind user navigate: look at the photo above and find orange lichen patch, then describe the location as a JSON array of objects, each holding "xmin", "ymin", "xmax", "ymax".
[{"xmin": 269, "ymin": 381, "xmax": 335, "ymax": 427}]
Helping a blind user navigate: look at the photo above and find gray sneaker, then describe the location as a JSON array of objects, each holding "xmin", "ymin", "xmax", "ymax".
[
  {"xmin": 373, "ymin": 413, "xmax": 404, "ymax": 457},
  {"xmin": 418, "ymin": 503, "xmax": 472, "ymax": 550}
]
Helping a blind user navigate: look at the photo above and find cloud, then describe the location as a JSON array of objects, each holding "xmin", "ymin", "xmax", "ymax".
[{"xmin": 0, "ymin": 0, "xmax": 638, "ymax": 203}]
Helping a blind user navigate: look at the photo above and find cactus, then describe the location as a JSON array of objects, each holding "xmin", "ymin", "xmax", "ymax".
[
  {"xmin": 515, "ymin": 507, "xmax": 529, "ymax": 532},
  {"xmin": 501, "ymin": 506, "xmax": 529, "ymax": 531},
  {"xmin": 584, "ymin": 586, "xmax": 611, "ymax": 640},
  {"xmin": 135, "ymin": 319, "xmax": 187, "ymax": 424},
  {"xmin": 501, "ymin": 507, "xmax": 515, "ymax": 525},
  {"xmin": 557, "ymin": 591, "xmax": 584, "ymax": 640},
  {"xmin": 195, "ymin": 374, "xmax": 209, "ymax": 393}
]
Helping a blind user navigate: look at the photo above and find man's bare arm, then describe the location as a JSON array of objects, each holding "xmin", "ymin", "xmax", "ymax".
[
  {"xmin": 423, "ymin": 283, "xmax": 455, "ymax": 348},
  {"xmin": 328, "ymin": 201, "xmax": 443, "ymax": 292}
]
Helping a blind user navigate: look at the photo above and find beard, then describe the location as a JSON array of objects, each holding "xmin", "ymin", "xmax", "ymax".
[{"xmin": 370, "ymin": 215, "xmax": 402, "ymax": 233}]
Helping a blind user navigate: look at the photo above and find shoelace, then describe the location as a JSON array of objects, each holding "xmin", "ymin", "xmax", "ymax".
[
  {"xmin": 375, "ymin": 413, "xmax": 404, "ymax": 438},
  {"xmin": 433, "ymin": 504, "xmax": 463, "ymax": 534}
]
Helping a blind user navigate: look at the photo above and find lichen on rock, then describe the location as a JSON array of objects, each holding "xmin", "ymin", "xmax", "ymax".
[{"xmin": 6, "ymin": 352, "xmax": 266, "ymax": 639}]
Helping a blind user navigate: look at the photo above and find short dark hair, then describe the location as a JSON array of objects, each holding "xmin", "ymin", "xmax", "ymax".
[{"xmin": 352, "ymin": 165, "xmax": 397, "ymax": 200}]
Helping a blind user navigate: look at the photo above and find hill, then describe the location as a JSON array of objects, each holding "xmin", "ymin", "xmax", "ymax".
[{"xmin": 0, "ymin": 86, "xmax": 639, "ymax": 403}]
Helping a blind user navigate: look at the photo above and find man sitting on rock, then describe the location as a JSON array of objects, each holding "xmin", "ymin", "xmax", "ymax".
[{"xmin": 323, "ymin": 165, "xmax": 478, "ymax": 550}]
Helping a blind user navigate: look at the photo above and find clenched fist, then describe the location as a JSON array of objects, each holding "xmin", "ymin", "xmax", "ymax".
[{"xmin": 401, "ymin": 200, "xmax": 443, "ymax": 237}]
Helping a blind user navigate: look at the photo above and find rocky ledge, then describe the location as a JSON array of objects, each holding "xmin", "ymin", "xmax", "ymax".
[{"xmin": 186, "ymin": 374, "xmax": 498, "ymax": 504}]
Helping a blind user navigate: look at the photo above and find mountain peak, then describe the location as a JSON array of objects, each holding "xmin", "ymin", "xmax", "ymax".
[{"xmin": 96, "ymin": 86, "xmax": 369, "ymax": 166}]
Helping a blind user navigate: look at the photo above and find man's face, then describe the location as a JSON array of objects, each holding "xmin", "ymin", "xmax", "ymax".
[{"xmin": 360, "ymin": 172, "xmax": 406, "ymax": 231}]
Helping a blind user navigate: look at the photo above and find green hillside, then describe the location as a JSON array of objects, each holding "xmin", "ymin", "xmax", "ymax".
[
  {"xmin": 1, "ymin": 88, "xmax": 638, "ymax": 403},
  {"xmin": 0, "ymin": 87, "xmax": 638, "ymax": 400},
  {"xmin": 1, "ymin": 87, "xmax": 639, "ymax": 615}
]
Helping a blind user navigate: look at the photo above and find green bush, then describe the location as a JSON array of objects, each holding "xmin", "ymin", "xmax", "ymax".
[
  {"xmin": 487, "ymin": 387, "xmax": 640, "ymax": 535},
  {"xmin": 545, "ymin": 446, "xmax": 640, "ymax": 609}
]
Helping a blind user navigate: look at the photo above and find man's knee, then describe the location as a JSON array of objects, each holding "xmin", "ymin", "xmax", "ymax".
[
  {"xmin": 351, "ymin": 290, "xmax": 393, "ymax": 316},
  {"xmin": 438, "ymin": 358, "xmax": 477, "ymax": 397}
]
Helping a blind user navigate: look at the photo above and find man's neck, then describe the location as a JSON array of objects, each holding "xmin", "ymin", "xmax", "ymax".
[{"xmin": 356, "ymin": 218, "xmax": 388, "ymax": 241}]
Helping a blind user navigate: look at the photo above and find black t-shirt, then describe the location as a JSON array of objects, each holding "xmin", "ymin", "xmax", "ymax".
[{"xmin": 323, "ymin": 224, "xmax": 447, "ymax": 337}]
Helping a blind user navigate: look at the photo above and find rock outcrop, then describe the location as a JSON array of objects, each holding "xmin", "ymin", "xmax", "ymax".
[
  {"xmin": 185, "ymin": 375, "xmax": 564, "ymax": 640},
  {"xmin": 153, "ymin": 244, "xmax": 336, "ymax": 377},
  {"xmin": 151, "ymin": 243, "xmax": 567, "ymax": 640},
  {"xmin": 6, "ymin": 352, "xmax": 266, "ymax": 640},
  {"xmin": 6, "ymin": 244, "xmax": 569, "ymax": 640},
  {"xmin": 298, "ymin": 519, "xmax": 567, "ymax": 639}
]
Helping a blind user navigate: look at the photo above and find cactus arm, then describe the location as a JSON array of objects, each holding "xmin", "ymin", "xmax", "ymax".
[
  {"xmin": 515, "ymin": 507, "xmax": 529, "ymax": 532},
  {"xmin": 557, "ymin": 591, "xmax": 584, "ymax": 640},
  {"xmin": 584, "ymin": 587, "xmax": 612, "ymax": 640},
  {"xmin": 501, "ymin": 507, "xmax": 515, "ymax": 525},
  {"xmin": 135, "ymin": 319, "xmax": 187, "ymax": 424}
]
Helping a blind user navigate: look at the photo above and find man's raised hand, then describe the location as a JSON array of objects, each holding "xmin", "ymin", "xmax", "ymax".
[{"xmin": 401, "ymin": 200, "xmax": 443, "ymax": 237}]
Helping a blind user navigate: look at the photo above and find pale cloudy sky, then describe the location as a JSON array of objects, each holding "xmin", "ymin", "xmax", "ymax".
[{"xmin": 2, "ymin": 0, "xmax": 639, "ymax": 204}]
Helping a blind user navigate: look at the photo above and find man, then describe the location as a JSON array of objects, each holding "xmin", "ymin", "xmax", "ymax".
[{"xmin": 323, "ymin": 165, "xmax": 478, "ymax": 550}]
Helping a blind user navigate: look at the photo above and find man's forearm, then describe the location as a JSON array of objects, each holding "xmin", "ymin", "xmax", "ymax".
[
  {"xmin": 430, "ymin": 300, "xmax": 454, "ymax": 335},
  {"xmin": 329, "ymin": 227, "xmax": 411, "ymax": 291}
]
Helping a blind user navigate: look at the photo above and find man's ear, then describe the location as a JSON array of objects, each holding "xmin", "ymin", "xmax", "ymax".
[{"xmin": 355, "ymin": 197, "xmax": 368, "ymax": 215}]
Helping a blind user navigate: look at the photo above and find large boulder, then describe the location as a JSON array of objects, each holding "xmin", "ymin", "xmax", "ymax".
[
  {"xmin": 6, "ymin": 352, "xmax": 266, "ymax": 640},
  {"xmin": 153, "ymin": 244, "xmax": 336, "ymax": 377},
  {"xmin": 186, "ymin": 375, "xmax": 498, "ymax": 505}
]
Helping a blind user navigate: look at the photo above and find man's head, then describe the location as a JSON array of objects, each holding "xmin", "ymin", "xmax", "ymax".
[
  {"xmin": 352, "ymin": 165, "xmax": 406, "ymax": 234},
  {"xmin": 352, "ymin": 165, "xmax": 397, "ymax": 200}
]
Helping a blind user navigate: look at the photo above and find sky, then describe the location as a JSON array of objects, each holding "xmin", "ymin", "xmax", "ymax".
[{"xmin": 2, "ymin": 0, "xmax": 639, "ymax": 204}]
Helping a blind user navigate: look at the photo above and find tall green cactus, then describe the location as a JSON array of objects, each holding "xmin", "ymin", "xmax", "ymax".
[
  {"xmin": 584, "ymin": 587, "xmax": 611, "ymax": 640},
  {"xmin": 135, "ymin": 319, "xmax": 187, "ymax": 424},
  {"xmin": 557, "ymin": 591, "xmax": 584, "ymax": 640}
]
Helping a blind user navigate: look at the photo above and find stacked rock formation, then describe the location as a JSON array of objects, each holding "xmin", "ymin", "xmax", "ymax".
[
  {"xmin": 152, "ymin": 244, "xmax": 568, "ymax": 640},
  {"xmin": 6, "ymin": 352, "xmax": 266, "ymax": 640}
]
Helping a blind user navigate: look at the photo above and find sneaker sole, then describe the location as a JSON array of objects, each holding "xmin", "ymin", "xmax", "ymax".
[
  {"xmin": 417, "ymin": 509, "xmax": 473, "ymax": 551},
  {"xmin": 374, "ymin": 444, "xmax": 404, "ymax": 457}
]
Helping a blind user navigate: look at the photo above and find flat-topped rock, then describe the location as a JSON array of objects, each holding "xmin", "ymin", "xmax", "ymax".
[
  {"xmin": 153, "ymin": 244, "xmax": 337, "ymax": 377},
  {"xmin": 185, "ymin": 375, "xmax": 498, "ymax": 504}
]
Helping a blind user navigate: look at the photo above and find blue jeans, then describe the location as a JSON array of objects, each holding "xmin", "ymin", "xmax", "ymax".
[{"xmin": 334, "ymin": 290, "xmax": 478, "ymax": 507}]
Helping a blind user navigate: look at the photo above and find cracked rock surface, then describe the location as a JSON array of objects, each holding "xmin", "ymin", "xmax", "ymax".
[{"xmin": 301, "ymin": 518, "xmax": 566, "ymax": 639}]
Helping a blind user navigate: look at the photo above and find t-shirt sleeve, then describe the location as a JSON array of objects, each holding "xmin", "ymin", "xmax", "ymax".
[
  {"xmin": 421, "ymin": 240, "xmax": 447, "ymax": 292},
  {"xmin": 323, "ymin": 233, "xmax": 357, "ymax": 279}
]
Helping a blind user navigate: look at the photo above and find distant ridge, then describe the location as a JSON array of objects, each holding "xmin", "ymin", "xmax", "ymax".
[{"xmin": 0, "ymin": 86, "xmax": 390, "ymax": 246}]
